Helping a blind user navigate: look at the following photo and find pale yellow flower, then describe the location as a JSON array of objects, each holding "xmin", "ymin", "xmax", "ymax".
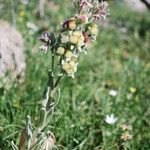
[
  {"xmin": 57, "ymin": 47, "xmax": 65, "ymax": 55},
  {"xmin": 65, "ymin": 51, "xmax": 73, "ymax": 58},
  {"xmin": 69, "ymin": 31, "xmax": 85, "ymax": 47},
  {"xmin": 62, "ymin": 60, "xmax": 77, "ymax": 78},
  {"xmin": 88, "ymin": 23, "xmax": 98, "ymax": 35},
  {"xmin": 70, "ymin": 35, "xmax": 78, "ymax": 44}
]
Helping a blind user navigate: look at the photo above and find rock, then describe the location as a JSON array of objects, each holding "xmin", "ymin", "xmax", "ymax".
[
  {"xmin": 124, "ymin": 0, "xmax": 150, "ymax": 12},
  {"xmin": 0, "ymin": 21, "xmax": 25, "ymax": 81}
]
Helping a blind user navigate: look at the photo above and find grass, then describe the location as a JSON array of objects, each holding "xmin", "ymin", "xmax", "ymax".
[{"xmin": 0, "ymin": 0, "xmax": 150, "ymax": 149}]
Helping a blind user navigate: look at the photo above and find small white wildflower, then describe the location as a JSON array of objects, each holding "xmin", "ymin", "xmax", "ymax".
[
  {"xmin": 105, "ymin": 113, "xmax": 118, "ymax": 125},
  {"xmin": 109, "ymin": 90, "xmax": 118, "ymax": 97}
]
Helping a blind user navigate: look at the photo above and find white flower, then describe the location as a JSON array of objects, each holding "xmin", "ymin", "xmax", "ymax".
[
  {"xmin": 109, "ymin": 90, "xmax": 118, "ymax": 97},
  {"xmin": 105, "ymin": 114, "xmax": 118, "ymax": 125}
]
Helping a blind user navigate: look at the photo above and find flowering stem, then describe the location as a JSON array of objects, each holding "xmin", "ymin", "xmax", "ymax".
[
  {"xmin": 28, "ymin": 46, "xmax": 58, "ymax": 149},
  {"xmin": 51, "ymin": 46, "xmax": 55, "ymax": 88},
  {"xmin": 54, "ymin": 76, "xmax": 62, "ymax": 88},
  {"xmin": 54, "ymin": 71, "xmax": 64, "ymax": 88},
  {"xmin": 19, "ymin": 1, "xmax": 109, "ymax": 149}
]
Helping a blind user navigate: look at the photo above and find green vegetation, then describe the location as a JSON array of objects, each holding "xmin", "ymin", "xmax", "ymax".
[{"xmin": 0, "ymin": 1, "xmax": 150, "ymax": 149}]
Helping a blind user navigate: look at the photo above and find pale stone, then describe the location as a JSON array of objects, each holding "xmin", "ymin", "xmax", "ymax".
[
  {"xmin": 124, "ymin": 0, "xmax": 150, "ymax": 12},
  {"xmin": 0, "ymin": 21, "xmax": 25, "ymax": 80}
]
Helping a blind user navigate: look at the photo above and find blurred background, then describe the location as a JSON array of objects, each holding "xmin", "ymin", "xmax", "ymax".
[{"xmin": 0, "ymin": 0, "xmax": 150, "ymax": 149}]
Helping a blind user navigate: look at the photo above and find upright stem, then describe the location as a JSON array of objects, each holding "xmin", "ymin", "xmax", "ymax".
[
  {"xmin": 51, "ymin": 47, "xmax": 55, "ymax": 89},
  {"xmin": 54, "ymin": 72, "xmax": 64, "ymax": 88},
  {"xmin": 29, "ymin": 47, "xmax": 57, "ymax": 149}
]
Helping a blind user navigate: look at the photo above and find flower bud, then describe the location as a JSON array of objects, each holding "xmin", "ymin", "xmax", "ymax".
[
  {"xmin": 78, "ymin": 15, "xmax": 88, "ymax": 23},
  {"xmin": 68, "ymin": 19, "xmax": 76, "ymax": 30},
  {"xmin": 88, "ymin": 23, "xmax": 98, "ymax": 35},
  {"xmin": 56, "ymin": 47, "xmax": 65, "ymax": 55},
  {"xmin": 70, "ymin": 34, "xmax": 78, "ymax": 45},
  {"xmin": 65, "ymin": 51, "xmax": 73, "ymax": 58},
  {"xmin": 82, "ymin": 32, "xmax": 90, "ymax": 44},
  {"xmin": 63, "ymin": 18, "xmax": 77, "ymax": 30}
]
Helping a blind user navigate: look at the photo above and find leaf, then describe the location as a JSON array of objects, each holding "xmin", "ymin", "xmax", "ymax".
[{"xmin": 11, "ymin": 141, "xmax": 19, "ymax": 150}]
